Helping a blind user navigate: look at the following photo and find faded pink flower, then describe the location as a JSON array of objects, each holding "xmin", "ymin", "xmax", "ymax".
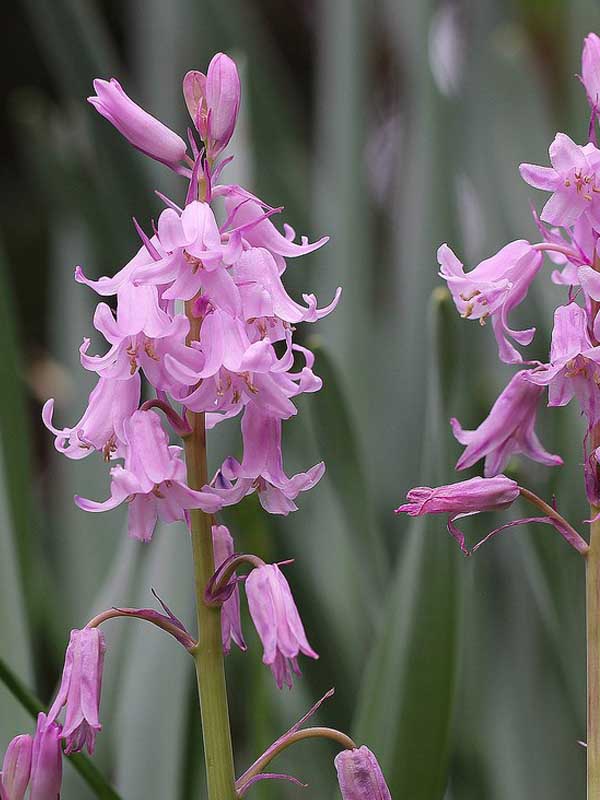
[
  {"xmin": 89, "ymin": 78, "xmax": 187, "ymax": 168},
  {"xmin": 451, "ymin": 371, "xmax": 562, "ymax": 476},
  {"xmin": 334, "ymin": 746, "xmax": 392, "ymax": 800},
  {"xmin": 438, "ymin": 240, "xmax": 543, "ymax": 363},
  {"xmin": 212, "ymin": 524, "xmax": 246, "ymax": 654},
  {"xmin": 582, "ymin": 33, "xmax": 600, "ymax": 107},
  {"xmin": 245, "ymin": 563, "xmax": 318, "ymax": 689},
  {"xmin": 47, "ymin": 628, "xmax": 106, "ymax": 755}
]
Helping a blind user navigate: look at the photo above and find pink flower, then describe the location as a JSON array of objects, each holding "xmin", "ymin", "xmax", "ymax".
[
  {"xmin": 183, "ymin": 53, "xmax": 241, "ymax": 158},
  {"xmin": 205, "ymin": 405, "xmax": 325, "ymax": 514},
  {"xmin": 438, "ymin": 240, "xmax": 543, "ymax": 363},
  {"xmin": 47, "ymin": 628, "xmax": 106, "ymax": 755},
  {"xmin": 525, "ymin": 303, "xmax": 600, "ymax": 423},
  {"xmin": 42, "ymin": 374, "xmax": 141, "ymax": 461},
  {"xmin": 396, "ymin": 475, "xmax": 520, "ymax": 517},
  {"xmin": 520, "ymin": 133, "xmax": 600, "ymax": 229},
  {"xmin": 582, "ymin": 33, "xmax": 600, "ymax": 107},
  {"xmin": 245, "ymin": 563, "xmax": 318, "ymax": 689},
  {"xmin": 75, "ymin": 410, "xmax": 222, "ymax": 541},
  {"xmin": 212, "ymin": 524, "xmax": 246, "ymax": 654},
  {"xmin": 334, "ymin": 746, "xmax": 392, "ymax": 800},
  {"xmin": 451, "ymin": 371, "xmax": 562, "ymax": 476},
  {"xmin": 89, "ymin": 78, "xmax": 187, "ymax": 169},
  {"xmin": 0, "ymin": 735, "xmax": 33, "ymax": 800},
  {"xmin": 28, "ymin": 715, "xmax": 62, "ymax": 800}
]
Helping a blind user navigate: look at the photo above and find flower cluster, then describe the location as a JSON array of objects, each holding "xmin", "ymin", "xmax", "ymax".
[{"xmin": 398, "ymin": 33, "xmax": 600, "ymax": 556}]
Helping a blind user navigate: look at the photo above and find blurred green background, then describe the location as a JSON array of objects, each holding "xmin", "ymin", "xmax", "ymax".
[{"xmin": 1, "ymin": 0, "xmax": 598, "ymax": 797}]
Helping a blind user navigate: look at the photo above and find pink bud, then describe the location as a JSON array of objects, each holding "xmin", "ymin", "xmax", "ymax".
[
  {"xmin": 582, "ymin": 33, "xmax": 600, "ymax": 106},
  {"xmin": 28, "ymin": 715, "xmax": 62, "ymax": 800},
  {"xmin": 396, "ymin": 475, "xmax": 520, "ymax": 517},
  {"xmin": 89, "ymin": 78, "xmax": 187, "ymax": 168},
  {"xmin": 183, "ymin": 53, "xmax": 240, "ymax": 158},
  {"xmin": 334, "ymin": 746, "xmax": 391, "ymax": 800},
  {"xmin": 212, "ymin": 524, "xmax": 246, "ymax": 654},
  {"xmin": 1, "ymin": 735, "xmax": 33, "ymax": 800}
]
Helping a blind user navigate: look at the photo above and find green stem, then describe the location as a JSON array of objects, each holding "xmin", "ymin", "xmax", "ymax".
[
  {"xmin": 0, "ymin": 656, "xmax": 122, "ymax": 800},
  {"xmin": 589, "ymin": 508, "xmax": 600, "ymax": 800},
  {"xmin": 183, "ymin": 405, "xmax": 236, "ymax": 800}
]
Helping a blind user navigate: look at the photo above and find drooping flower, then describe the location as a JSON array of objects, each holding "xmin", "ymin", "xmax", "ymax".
[
  {"xmin": 183, "ymin": 53, "xmax": 241, "ymax": 158},
  {"xmin": 451, "ymin": 370, "xmax": 562, "ymax": 476},
  {"xmin": 582, "ymin": 33, "xmax": 600, "ymax": 108},
  {"xmin": 438, "ymin": 240, "xmax": 543, "ymax": 363},
  {"xmin": 519, "ymin": 133, "xmax": 600, "ymax": 229},
  {"xmin": 205, "ymin": 405, "xmax": 325, "ymax": 514},
  {"xmin": 88, "ymin": 78, "xmax": 187, "ymax": 169},
  {"xmin": 75, "ymin": 410, "xmax": 222, "ymax": 541},
  {"xmin": 524, "ymin": 303, "xmax": 600, "ymax": 424},
  {"xmin": 42, "ymin": 374, "xmax": 141, "ymax": 461},
  {"xmin": 0, "ymin": 735, "xmax": 32, "ymax": 800},
  {"xmin": 212, "ymin": 524, "xmax": 246, "ymax": 653},
  {"xmin": 245, "ymin": 563, "xmax": 318, "ymax": 689},
  {"xmin": 28, "ymin": 715, "xmax": 62, "ymax": 800},
  {"xmin": 334, "ymin": 746, "xmax": 392, "ymax": 800},
  {"xmin": 396, "ymin": 475, "xmax": 520, "ymax": 517},
  {"xmin": 47, "ymin": 628, "xmax": 106, "ymax": 755}
]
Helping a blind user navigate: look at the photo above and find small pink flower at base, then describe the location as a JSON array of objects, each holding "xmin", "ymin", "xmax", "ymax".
[
  {"xmin": 334, "ymin": 746, "xmax": 392, "ymax": 800},
  {"xmin": 47, "ymin": 628, "xmax": 106, "ymax": 755},
  {"xmin": 451, "ymin": 370, "xmax": 562, "ymax": 476},
  {"xmin": 519, "ymin": 133, "xmax": 600, "ymax": 229},
  {"xmin": 245, "ymin": 564, "xmax": 318, "ymax": 689},
  {"xmin": 42, "ymin": 373, "xmax": 141, "ymax": 461},
  {"xmin": 524, "ymin": 303, "xmax": 600, "ymax": 424},
  {"xmin": 183, "ymin": 54, "xmax": 240, "ymax": 158},
  {"xmin": 28, "ymin": 715, "xmax": 62, "ymax": 800},
  {"xmin": 582, "ymin": 33, "xmax": 600, "ymax": 108},
  {"xmin": 75, "ymin": 410, "xmax": 222, "ymax": 541},
  {"xmin": 212, "ymin": 524, "xmax": 246, "ymax": 653},
  {"xmin": 0, "ymin": 734, "xmax": 33, "ymax": 800},
  {"xmin": 438, "ymin": 240, "xmax": 542, "ymax": 363},
  {"xmin": 89, "ymin": 78, "xmax": 187, "ymax": 169}
]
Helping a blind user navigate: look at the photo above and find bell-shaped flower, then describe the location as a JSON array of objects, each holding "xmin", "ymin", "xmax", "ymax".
[
  {"xmin": 42, "ymin": 374, "xmax": 141, "ymax": 461},
  {"xmin": 582, "ymin": 33, "xmax": 600, "ymax": 108},
  {"xmin": 520, "ymin": 133, "xmax": 600, "ymax": 229},
  {"xmin": 451, "ymin": 371, "xmax": 562, "ymax": 476},
  {"xmin": 245, "ymin": 563, "xmax": 318, "ymax": 689},
  {"xmin": 525, "ymin": 303, "xmax": 600, "ymax": 423},
  {"xmin": 438, "ymin": 240, "xmax": 543, "ymax": 363},
  {"xmin": 75, "ymin": 410, "xmax": 222, "ymax": 541},
  {"xmin": 232, "ymin": 247, "xmax": 341, "ymax": 323},
  {"xmin": 212, "ymin": 524, "xmax": 246, "ymax": 654},
  {"xmin": 205, "ymin": 405, "xmax": 325, "ymax": 514},
  {"xmin": 334, "ymin": 746, "xmax": 392, "ymax": 800},
  {"xmin": 397, "ymin": 475, "xmax": 520, "ymax": 517},
  {"xmin": 28, "ymin": 715, "xmax": 62, "ymax": 800},
  {"xmin": 183, "ymin": 53, "xmax": 241, "ymax": 158},
  {"xmin": 80, "ymin": 302, "xmax": 203, "ymax": 393},
  {"xmin": 0, "ymin": 735, "xmax": 33, "ymax": 800},
  {"xmin": 89, "ymin": 78, "xmax": 187, "ymax": 169},
  {"xmin": 47, "ymin": 628, "xmax": 106, "ymax": 755}
]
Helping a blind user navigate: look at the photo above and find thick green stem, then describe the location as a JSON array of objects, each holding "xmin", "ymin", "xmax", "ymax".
[
  {"xmin": 589, "ymin": 507, "xmax": 600, "ymax": 800},
  {"xmin": 184, "ymin": 403, "xmax": 236, "ymax": 800}
]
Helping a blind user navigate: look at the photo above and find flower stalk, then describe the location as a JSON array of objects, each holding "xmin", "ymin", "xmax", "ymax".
[{"xmin": 588, "ymin": 497, "xmax": 600, "ymax": 799}]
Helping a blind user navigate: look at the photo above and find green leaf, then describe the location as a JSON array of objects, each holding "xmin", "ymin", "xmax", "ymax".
[{"xmin": 353, "ymin": 289, "xmax": 462, "ymax": 798}]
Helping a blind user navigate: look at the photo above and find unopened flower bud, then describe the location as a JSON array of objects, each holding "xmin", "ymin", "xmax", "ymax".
[
  {"xmin": 334, "ymin": 746, "xmax": 391, "ymax": 800},
  {"xmin": 0, "ymin": 735, "xmax": 33, "ymax": 800},
  {"xmin": 582, "ymin": 32, "xmax": 600, "ymax": 106},
  {"xmin": 28, "ymin": 715, "xmax": 62, "ymax": 800},
  {"xmin": 89, "ymin": 78, "xmax": 187, "ymax": 168}
]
